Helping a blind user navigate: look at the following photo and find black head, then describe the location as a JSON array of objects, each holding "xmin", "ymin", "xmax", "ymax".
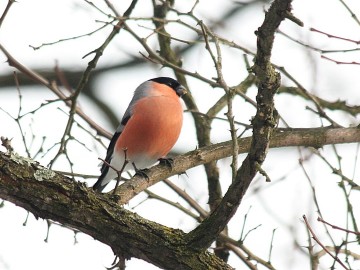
[{"xmin": 149, "ymin": 77, "xmax": 187, "ymax": 97}]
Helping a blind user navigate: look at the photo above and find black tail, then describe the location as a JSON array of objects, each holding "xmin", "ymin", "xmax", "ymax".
[
  {"xmin": 92, "ymin": 174, "xmax": 107, "ymax": 192},
  {"xmin": 93, "ymin": 130, "xmax": 121, "ymax": 192}
]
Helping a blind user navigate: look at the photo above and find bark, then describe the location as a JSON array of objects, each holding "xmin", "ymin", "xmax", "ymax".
[{"xmin": 0, "ymin": 151, "xmax": 232, "ymax": 270}]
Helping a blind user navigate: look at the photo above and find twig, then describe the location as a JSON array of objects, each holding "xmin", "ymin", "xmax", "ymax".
[
  {"xmin": 29, "ymin": 21, "xmax": 115, "ymax": 50},
  {"xmin": 303, "ymin": 215, "xmax": 349, "ymax": 270},
  {"xmin": 277, "ymin": 86, "xmax": 360, "ymax": 117},
  {"xmin": 0, "ymin": 44, "xmax": 111, "ymax": 139},
  {"xmin": 238, "ymin": 206, "xmax": 252, "ymax": 243},
  {"xmin": 278, "ymin": 29, "xmax": 360, "ymax": 54},
  {"xmin": 276, "ymin": 66, "xmax": 341, "ymax": 127},
  {"xmin": 97, "ymin": 148, "xmax": 129, "ymax": 195},
  {"xmin": 315, "ymin": 246, "xmax": 360, "ymax": 261},
  {"xmin": 53, "ymin": 170, "xmax": 98, "ymax": 179},
  {"xmin": 298, "ymin": 148, "xmax": 337, "ymax": 247},
  {"xmin": 163, "ymin": 179, "xmax": 208, "ymax": 218},
  {"xmin": 113, "ymin": 149, "xmax": 129, "ymax": 194},
  {"xmin": 13, "ymin": 71, "xmax": 31, "ymax": 157},
  {"xmin": 268, "ymin": 228, "xmax": 276, "ymax": 263},
  {"xmin": 123, "ymin": 24, "xmax": 219, "ymax": 87},
  {"xmin": 199, "ymin": 21, "xmax": 238, "ymax": 182},
  {"xmin": 284, "ymin": 10, "xmax": 304, "ymax": 26},
  {"xmin": 310, "ymin": 147, "xmax": 360, "ymax": 189},
  {"xmin": 222, "ymin": 238, "xmax": 276, "ymax": 270},
  {"xmin": 321, "ymin": 55, "xmax": 360, "ymax": 65},
  {"xmin": 0, "ymin": 0, "xmax": 15, "ymax": 29},
  {"xmin": 310, "ymin": 27, "xmax": 360, "ymax": 45},
  {"xmin": 318, "ymin": 217, "xmax": 360, "ymax": 235},
  {"xmin": 338, "ymin": 0, "xmax": 360, "ymax": 26},
  {"xmin": 144, "ymin": 189, "xmax": 200, "ymax": 220},
  {"xmin": 225, "ymin": 243, "xmax": 258, "ymax": 270}
]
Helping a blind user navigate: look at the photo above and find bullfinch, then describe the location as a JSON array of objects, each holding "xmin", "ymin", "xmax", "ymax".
[{"xmin": 93, "ymin": 77, "xmax": 186, "ymax": 192}]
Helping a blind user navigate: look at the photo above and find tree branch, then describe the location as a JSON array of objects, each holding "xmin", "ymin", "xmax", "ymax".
[
  {"xmin": 115, "ymin": 125, "xmax": 360, "ymax": 203},
  {"xmin": 0, "ymin": 151, "xmax": 232, "ymax": 270},
  {"xmin": 184, "ymin": 0, "xmax": 293, "ymax": 249}
]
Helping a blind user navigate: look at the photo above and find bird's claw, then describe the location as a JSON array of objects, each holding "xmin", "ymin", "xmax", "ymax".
[
  {"xmin": 158, "ymin": 157, "xmax": 174, "ymax": 169},
  {"xmin": 135, "ymin": 168, "xmax": 150, "ymax": 179}
]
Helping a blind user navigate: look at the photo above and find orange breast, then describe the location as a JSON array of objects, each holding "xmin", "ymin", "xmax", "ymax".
[{"xmin": 115, "ymin": 94, "xmax": 183, "ymax": 160}]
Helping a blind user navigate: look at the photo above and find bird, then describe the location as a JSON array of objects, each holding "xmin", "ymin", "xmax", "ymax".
[{"xmin": 93, "ymin": 77, "xmax": 186, "ymax": 192}]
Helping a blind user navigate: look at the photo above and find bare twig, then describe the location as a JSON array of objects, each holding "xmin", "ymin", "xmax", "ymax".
[
  {"xmin": 29, "ymin": 20, "xmax": 115, "ymax": 50},
  {"xmin": 314, "ymin": 246, "xmax": 360, "ymax": 261},
  {"xmin": 321, "ymin": 55, "xmax": 360, "ymax": 65},
  {"xmin": 310, "ymin": 27, "xmax": 360, "ymax": 45},
  {"xmin": 199, "ymin": 21, "xmax": 238, "ymax": 182},
  {"xmin": 318, "ymin": 217, "xmax": 360, "ymax": 235},
  {"xmin": 0, "ymin": 0, "xmax": 15, "ymax": 29},
  {"xmin": 163, "ymin": 179, "xmax": 208, "ymax": 218},
  {"xmin": 0, "ymin": 44, "xmax": 111, "ymax": 139},
  {"xmin": 338, "ymin": 0, "xmax": 360, "ymax": 25},
  {"xmin": 303, "ymin": 215, "xmax": 349, "ymax": 270}
]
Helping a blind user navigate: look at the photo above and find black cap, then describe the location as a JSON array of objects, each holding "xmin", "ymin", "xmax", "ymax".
[{"xmin": 149, "ymin": 77, "xmax": 187, "ymax": 97}]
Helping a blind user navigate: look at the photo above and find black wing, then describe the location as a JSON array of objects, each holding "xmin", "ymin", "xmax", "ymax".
[{"xmin": 92, "ymin": 130, "xmax": 122, "ymax": 191}]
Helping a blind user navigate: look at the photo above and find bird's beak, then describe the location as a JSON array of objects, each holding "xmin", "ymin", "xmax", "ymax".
[{"xmin": 176, "ymin": 85, "xmax": 187, "ymax": 97}]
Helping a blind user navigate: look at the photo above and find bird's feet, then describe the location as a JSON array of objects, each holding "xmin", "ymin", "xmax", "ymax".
[
  {"xmin": 158, "ymin": 157, "xmax": 174, "ymax": 169},
  {"xmin": 132, "ymin": 162, "xmax": 150, "ymax": 179},
  {"xmin": 134, "ymin": 168, "xmax": 150, "ymax": 179}
]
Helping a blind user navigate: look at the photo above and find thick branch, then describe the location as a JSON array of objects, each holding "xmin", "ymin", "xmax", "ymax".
[
  {"xmin": 115, "ymin": 126, "xmax": 360, "ymax": 204},
  {"xmin": 0, "ymin": 151, "xmax": 232, "ymax": 270},
  {"xmin": 184, "ymin": 0, "xmax": 292, "ymax": 249}
]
